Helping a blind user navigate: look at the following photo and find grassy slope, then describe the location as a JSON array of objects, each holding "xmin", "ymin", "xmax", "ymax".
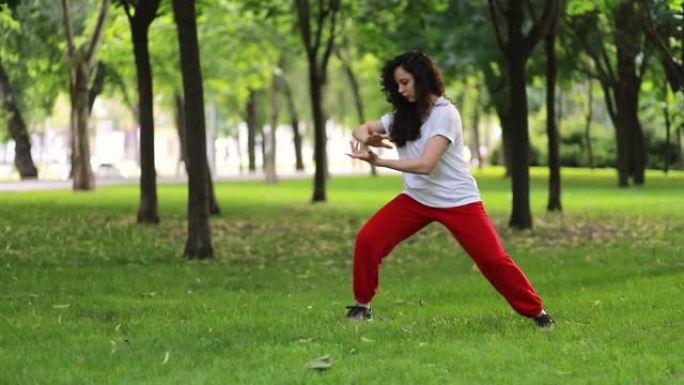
[{"xmin": 1, "ymin": 167, "xmax": 683, "ymax": 384}]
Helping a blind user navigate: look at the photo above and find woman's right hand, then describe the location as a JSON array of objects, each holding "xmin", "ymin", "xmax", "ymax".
[{"xmin": 346, "ymin": 141, "xmax": 378, "ymax": 164}]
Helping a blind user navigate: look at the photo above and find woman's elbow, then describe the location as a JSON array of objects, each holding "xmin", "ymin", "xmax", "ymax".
[{"xmin": 417, "ymin": 161, "xmax": 436, "ymax": 174}]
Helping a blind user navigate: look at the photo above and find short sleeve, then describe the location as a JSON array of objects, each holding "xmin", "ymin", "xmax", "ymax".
[
  {"xmin": 427, "ymin": 108, "xmax": 460, "ymax": 144},
  {"xmin": 380, "ymin": 112, "xmax": 395, "ymax": 133}
]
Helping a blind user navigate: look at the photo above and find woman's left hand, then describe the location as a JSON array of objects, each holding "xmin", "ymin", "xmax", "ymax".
[{"xmin": 346, "ymin": 141, "xmax": 378, "ymax": 164}]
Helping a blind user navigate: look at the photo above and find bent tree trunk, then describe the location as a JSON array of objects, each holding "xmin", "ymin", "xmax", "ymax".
[
  {"xmin": 264, "ymin": 73, "xmax": 279, "ymax": 183},
  {"xmin": 0, "ymin": 60, "xmax": 38, "ymax": 179},
  {"xmin": 281, "ymin": 76, "xmax": 304, "ymax": 171}
]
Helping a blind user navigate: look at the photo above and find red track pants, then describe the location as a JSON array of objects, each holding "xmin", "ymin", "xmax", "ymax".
[{"xmin": 353, "ymin": 194, "xmax": 544, "ymax": 318}]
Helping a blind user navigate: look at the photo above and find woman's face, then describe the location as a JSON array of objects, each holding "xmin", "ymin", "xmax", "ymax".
[{"xmin": 394, "ymin": 66, "xmax": 416, "ymax": 102}]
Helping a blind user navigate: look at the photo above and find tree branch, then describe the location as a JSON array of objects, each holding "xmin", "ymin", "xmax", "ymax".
[
  {"xmin": 312, "ymin": 0, "xmax": 327, "ymax": 57},
  {"xmin": 85, "ymin": 0, "xmax": 111, "ymax": 69},
  {"xmin": 296, "ymin": 0, "xmax": 313, "ymax": 57},
  {"xmin": 598, "ymin": 77, "xmax": 617, "ymax": 123},
  {"xmin": 122, "ymin": 0, "xmax": 133, "ymax": 22},
  {"xmin": 637, "ymin": 43, "xmax": 650, "ymax": 84},
  {"xmin": 524, "ymin": 0, "xmax": 558, "ymax": 53},
  {"xmin": 60, "ymin": 0, "xmax": 76, "ymax": 61},
  {"xmin": 638, "ymin": 0, "xmax": 684, "ymax": 91},
  {"xmin": 525, "ymin": 0, "xmax": 538, "ymax": 24},
  {"xmin": 488, "ymin": 0, "xmax": 508, "ymax": 57},
  {"xmin": 320, "ymin": 0, "xmax": 339, "ymax": 76},
  {"xmin": 567, "ymin": 15, "xmax": 617, "ymax": 85}
]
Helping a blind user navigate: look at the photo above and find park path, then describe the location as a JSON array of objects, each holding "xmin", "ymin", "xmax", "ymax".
[{"xmin": 0, "ymin": 169, "xmax": 379, "ymax": 192}]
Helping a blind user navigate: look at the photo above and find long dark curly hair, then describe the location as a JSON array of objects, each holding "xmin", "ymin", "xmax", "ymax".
[{"xmin": 381, "ymin": 51, "xmax": 445, "ymax": 147}]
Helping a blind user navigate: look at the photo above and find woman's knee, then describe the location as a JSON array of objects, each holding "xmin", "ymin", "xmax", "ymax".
[{"xmin": 355, "ymin": 226, "xmax": 378, "ymax": 248}]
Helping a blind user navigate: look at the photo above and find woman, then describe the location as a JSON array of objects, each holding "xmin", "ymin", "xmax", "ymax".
[{"xmin": 346, "ymin": 51, "xmax": 554, "ymax": 329}]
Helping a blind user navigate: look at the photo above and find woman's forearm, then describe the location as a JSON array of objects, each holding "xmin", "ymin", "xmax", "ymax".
[
  {"xmin": 375, "ymin": 157, "xmax": 432, "ymax": 175},
  {"xmin": 352, "ymin": 124, "xmax": 370, "ymax": 143}
]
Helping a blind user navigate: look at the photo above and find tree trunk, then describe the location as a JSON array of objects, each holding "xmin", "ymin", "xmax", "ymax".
[
  {"xmin": 663, "ymin": 88, "xmax": 671, "ymax": 174},
  {"xmin": 507, "ymin": 52, "xmax": 533, "ymax": 229},
  {"xmin": 614, "ymin": 1, "xmax": 646, "ymax": 186},
  {"xmin": 545, "ymin": 29, "xmax": 562, "ymax": 212},
  {"xmin": 296, "ymin": 0, "xmax": 339, "ymax": 202},
  {"xmin": 596, "ymin": 77, "xmax": 629, "ymax": 186},
  {"xmin": 584, "ymin": 81, "xmax": 594, "ymax": 169},
  {"xmin": 471, "ymin": 88, "xmax": 482, "ymax": 169},
  {"xmin": 174, "ymin": 91, "xmax": 187, "ymax": 174},
  {"xmin": 246, "ymin": 89, "xmax": 258, "ymax": 172},
  {"xmin": 677, "ymin": 122, "xmax": 683, "ymax": 169},
  {"xmin": 71, "ymin": 62, "xmax": 95, "ymax": 190},
  {"xmin": 339, "ymin": 50, "xmax": 377, "ymax": 176},
  {"xmin": 206, "ymin": 160, "xmax": 220, "ymax": 215},
  {"xmin": 309, "ymin": 65, "xmax": 327, "ymax": 202},
  {"xmin": 172, "ymin": 0, "xmax": 213, "ymax": 259},
  {"xmin": 281, "ymin": 77, "xmax": 304, "ymax": 171},
  {"xmin": 489, "ymin": 0, "xmax": 559, "ymax": 228},
  {"xmin": 0, "ymin": 59, "xmax": 38, "ymax": 179},
  {"xmin": 175, "ymin": 92, "xmax": 220, "ymax": 215},
  {"xmin": 61, "ymin": 0, "xmax": 109, "ymax": 191},
  {"xmin": 264, "ymin": 73, "xmax": 279, "ymax": 183},
  {"xmin": 131, "ymin": 18, "xmax": 159, "ymax": 224},
  {"xmin": 483, "ymin": 64, "xmax": 511, "ymax": 175}
]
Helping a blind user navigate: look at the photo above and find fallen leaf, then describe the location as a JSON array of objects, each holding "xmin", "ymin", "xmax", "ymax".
[
  {"xmin": 52, "ymin": 304, "xmax": 70, "ymax": 309},
  {"xmin": 162, "ymin": 351, "xmax": 170, "ymax": 364},
  {"xmin": 305, "ymin": 354, "xmax": 332, "ymax": 371}
]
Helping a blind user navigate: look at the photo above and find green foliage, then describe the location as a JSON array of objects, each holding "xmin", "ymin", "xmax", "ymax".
[
  {"xmin": 1, "ymin": 170, "xmax": 684, "ymax": 383},
  {"xmin": 0, "ymin": 1, "xmax": 67, "ymax": 123}
]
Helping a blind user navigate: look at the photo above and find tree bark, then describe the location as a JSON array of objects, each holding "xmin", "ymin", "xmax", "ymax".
[
  {"xmin": 614, "ymin": 1, "xmax": 646, "ymax": 185},
  {"xmin": 309, "ymin": 64, "xmax": 328, "ymax": 202},
  {"xmin": 174, "ymin": 91, "xmax": 187, "ymax": 173},
  {"xmin": 61, "ymin": 0, "xmax": 110, "ymax": 191},
  {"xmin": 125, "ymin": 0, "xmax": 162, "ymax": 224},
  {"xmin": 471, "ymin": 88, "xmax": 482, "ymax": 169},
  {"xmin": 0, "ymin": 59, "xmax": 38, "ymax": 179},
  {"xmin": 281, "ymin": 76, "xmax": 304, "ymax": 171},
  {"xmin": 264, "ymin": 73, "xmax": 279, "ymax": 183},
  {"xmin": 175, "ymin": 91, "xmax": 220, "ymax": 215},
  {"xmin": 296, "ymin": 0, "xmax": 340, "ymax": 203},
  {"xmin": 488, "ymin": 0, "xmax": 559, "ymax": 229},
  {"xmin": 677, "ymin": 122, "xmax": 683, "ymax": 169},
  {"xmin": 571, "ymin": 5, "xmax": 647, "ymax": 186},
  {"xmin": 584, "ymin": 81, "xmax": 595, "ymax": 169},
  {"xmin": 545, "ymin": 22, "xmax": 562, "ymax": 212},
  {"xmin": 172, "ymin": 0, "xmax": 213, "ymax": 259},
  {"xmin": 508, "ymin": 53, "xmax": 533, "ymax": 228},
  {"xmin": 70, "ymin": 62, "xmax": 95, "ymax": 190},
  {"xmin": 483, "ymin": 65, "xmax": 512, "ymax": 175},
  {"xmin": 88, "ymin": 61, "xmax": 107, "ymax": 115},
  {"xmin": 246, "ymin": 89, "xmax": 258, "ymax": 172},
  {"xmin": 663, "ymin": 86, "xmax": 671, "ymax": 174},
  {"xmin": 337, "ymin": 48, "xmax": 377, "ymax": 176}
]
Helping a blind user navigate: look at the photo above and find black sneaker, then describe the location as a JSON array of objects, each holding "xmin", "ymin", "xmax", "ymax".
[
  {"xmin": 345, "ymin": 305, "xmax": 373, "ymax": 321},
  {"xmin": 534, "ymin": 313, "xmax": 555, "ymax": 329}
]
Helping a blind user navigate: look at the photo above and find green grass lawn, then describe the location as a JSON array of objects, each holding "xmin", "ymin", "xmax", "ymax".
[{"xmin": 1, "ymin": 167, "xmax": 683, "ymax": 384}]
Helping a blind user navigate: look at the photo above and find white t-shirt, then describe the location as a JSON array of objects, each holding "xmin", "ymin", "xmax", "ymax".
[{"xmin": 380, "ymin": 96, "xmax": 481, "ymax": 208}]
